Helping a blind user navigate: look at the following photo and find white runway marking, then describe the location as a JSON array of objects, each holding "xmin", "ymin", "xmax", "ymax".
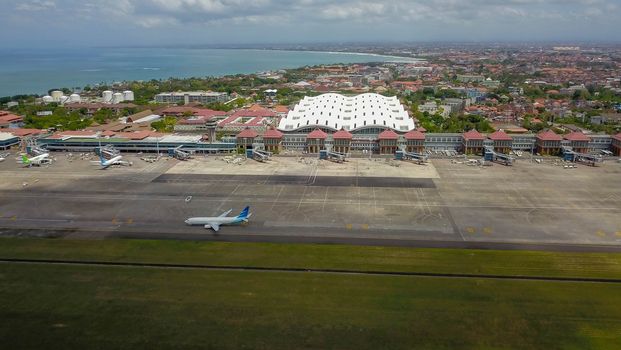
[{"xmin": 270, "ymin": 185, "xmax": 284, "ymax": 211}]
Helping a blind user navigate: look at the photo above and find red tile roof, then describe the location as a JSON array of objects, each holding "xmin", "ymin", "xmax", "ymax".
[
  {"xmin": 462, "ymin": 129, "xmax": 485, "ymax": 140},
  {"xmin": 115, "ymin": 131, "xmax": 151, "ymax": 140},
  {"xmin": 263, "ymin": 128, "xmax": 283, "ymax": 139},
  {"xmin": 247, "ymin": 104, "xmax": 270, "ymax": 112},
  {"xmin": 378, "ymin": 129, "xmax": 399, "ymax": 140},
  {"xmin": 273, "ymin": 105, "xmax": 289, "ymax": 114},
  {"xmin": 1, "ymin": 128, "xmax": 44, "ymax": 137},
  {"xmin": 218, "ymin": 114, "xmax": 269, "ymax": 127},
  {"xmin": 536, "ymin": 130, "xmax": 562, "ymax": 141},
  {"xmin": 416, "ymin": 127, "xmax": 427, "ymax": 133},
  {"xmin": 333, "ymin": 129, "xmax": 353, "ymax": 140},
  {"xmin": 0, "ymin": 113, "xmax": 23, "ymax": 123},
  {"xmin": 178, "ymin": 116, "xmax": 211, "ymax": 125},
  {"xmin": 307, "ymin": 128, "xmax": 328, "ymax": 139},
  {"xmin": 195, "ymin": 109, "xmax": 227, "ymax": 118},
  {"xmin": 231, "ymin": 108, "xmax": 277, "ymax": 118},
  {"xmin": 48, "ymin": 130, "xmax": 99, "ymax": 139},
  {"xmin": 236, "ymin": 128, "xmax": 259, "ymax": 138},
  {"xmin": 404, "ymin": 130, "xmax": 425, "ymax": 140},
  {"xmin": 488, "ymin": 130, "xmax": 512, "ymax": 141},
  {"xmin": 59, "ymin": 130, "xmax": 98, "ymax": 136},
  {"xmin": 613, "ymin": 133, "xmax": 621, "ymax": 141},
  {"xmin": 563, "ymin": 131, "xmax": 590, "ymax": 142}
]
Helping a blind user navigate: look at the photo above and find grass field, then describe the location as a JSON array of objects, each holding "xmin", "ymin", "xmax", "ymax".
[
  {"xmin": 2, "ymin": 238, "xmax": 621, "ymax": 279},
  {"xmin": 1, "ymin": 238, "xmax": 621, "ymax": 349}
]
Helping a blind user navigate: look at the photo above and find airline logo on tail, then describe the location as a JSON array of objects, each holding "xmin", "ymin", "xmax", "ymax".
[
  {"xmin": 236, "ymin": 206, "xmax": 251, "ymax": 221},
  {"xmin": 21, "ymin": 155, "xmax": 30, "ymax": 165}
]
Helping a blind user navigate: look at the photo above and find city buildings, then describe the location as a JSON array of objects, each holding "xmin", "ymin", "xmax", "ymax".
[{"xmin": 155, "ymin": 91, "xmax": 230, "ymax": 105}]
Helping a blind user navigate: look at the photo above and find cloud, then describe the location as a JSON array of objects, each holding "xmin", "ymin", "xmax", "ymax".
[
  {"xmin": 15, "ymin": 0, "xmax": 56, "ymax": 11},
  {"xmin": 2, "ymin": 0, "xmax": 621, "ymax": 45}
]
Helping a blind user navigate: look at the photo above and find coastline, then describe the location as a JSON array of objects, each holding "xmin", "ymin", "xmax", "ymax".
[
  {"xmin": 0, "ymin": 48, "xmax": 419, "ymax": 97},
  {"xmin": 240, "ymin": 48, "xmax": 423, "ymax": 63}
]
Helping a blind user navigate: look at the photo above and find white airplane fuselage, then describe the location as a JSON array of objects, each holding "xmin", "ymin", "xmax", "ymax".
[
  {"xmin": 185, "ymin": 207, "xmax": 251, "ymax": 232},
  {"xmin": 185, "ymin": 216, "xmax": 245, "ymax": 227},
  {"xmin": 22, "ymin": 153, "xmax": 50, "ymax": 166},
  {"xmin": 102, "ymin": 155, "xmax": 123, "ymax": 167}
]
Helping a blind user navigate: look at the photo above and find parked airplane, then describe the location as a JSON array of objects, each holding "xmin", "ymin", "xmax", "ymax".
[
  {"xmin": 19, "ymin": 153, "xmax": 51, "ymax": 167},
  {"xmin": 91, "ymin": 154, "xmax": 131, "ymax": 169},
  {"xmin": 185, "ymin": 206, "xmax": 252, "ymax": 232}
]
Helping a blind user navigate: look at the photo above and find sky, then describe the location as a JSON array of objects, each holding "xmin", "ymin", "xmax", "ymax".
[{"xmin": 2, "ymin": 0, "xmax": 620, "ymax": 48}]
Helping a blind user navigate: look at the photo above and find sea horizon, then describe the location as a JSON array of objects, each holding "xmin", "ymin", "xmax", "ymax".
[{"xmin": 0, "ymin": 47, "xmax": 419, "ymax": 98}]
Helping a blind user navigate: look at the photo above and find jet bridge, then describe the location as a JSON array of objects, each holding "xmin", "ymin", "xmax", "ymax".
[
  {"xmin": 562, "ymin": 146, "xmax": 603, "ymax": 166},
  {"xmin": 484, "ymin": 147, "xmax": 515, "ymax": 166},
  {"xmin": 319, "ymin": 150, "xmax": 347, "ymax": 163},
  {"xmin": 95, "ymin": 144, "xmax": 121, "ymax": 158},
  {"xmin": 395, "ymin": 150, "xmax": 429, "ymax": 164},
  {"xmin": 246, "ymin": 148, "xmax": 273, "ymax": 162}
]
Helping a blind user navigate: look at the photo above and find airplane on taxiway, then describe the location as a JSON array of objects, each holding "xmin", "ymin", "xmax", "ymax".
[{"xmin": 185, "ymin": 206, "xmax": 252, "ymax": 232}]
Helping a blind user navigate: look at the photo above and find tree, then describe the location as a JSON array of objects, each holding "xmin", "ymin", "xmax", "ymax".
[
  {"xmin": 93, "ymin": 109, "xmax": 114, "ymax": 124},
  {"xmin": 151, "ymin": 117, "xmax": 177, "ymax": 132}
]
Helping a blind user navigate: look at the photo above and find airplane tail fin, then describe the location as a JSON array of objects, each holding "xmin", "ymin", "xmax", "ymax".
[
  {"xmin": 236, "ymin": 206, "xmax": 250, "ymax": 219},
  {"xmin": 21, "ymin": 155, "xmax": 29, "ymax": 164},
  {"xmin": 100, "ymin": 152, "xmax": 106, "ymax": 164}
]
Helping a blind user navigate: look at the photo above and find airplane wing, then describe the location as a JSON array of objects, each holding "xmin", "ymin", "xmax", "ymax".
[
  {"xmin": 90, "ymin": 161, "xmax": 102, "ymax": 165},
  {"xmin": 206, "ymin": 223, "xmax": 220, "ymax": 232},
  {"xmin": 218, "ymin": 209, "xmax": 233, "ymax": 217}
]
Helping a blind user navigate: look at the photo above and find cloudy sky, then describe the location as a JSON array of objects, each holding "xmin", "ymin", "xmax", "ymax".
[{"xmin": 2, "ymin": 0, "xmax": 619, "ymax": 47}]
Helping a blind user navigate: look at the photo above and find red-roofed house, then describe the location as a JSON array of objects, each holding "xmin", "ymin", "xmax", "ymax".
[
  {"xmin": 332, "ymin": 128, "xmax": 353, "ymax": 153},
  {"xmin": 536, "ymin": 130, "xmax": 562, "ymax": 155},
  {"xmin": 236, "ymin": 128, "xmax": 259, "ymax": 152},
  {"xmin": 404, "ymin": 130, "xmax": 426, "ymax": 153},
  {"xmin": 462, "ymin": 129, "xmax": 485, "ymax": 154},
  {"xmin": 218, "ymin": 108, "xmax": 278, "ymax": 134},
  {"xmin": 273, "ymin": 105, "xmax": 289, "ymax": 116},
  {"xmin": 0, "ymin": 111, "xmax": 24, "ymax": 128},
  {"xmin": 262, "ymin": 127, "xmax": 284, "ymax": 153},
  {"xmin": 611, "ymin": 133, "xmax": 621, "ymax": 156},
  {"xmin": 378, "ymin": 129, "xmax": 399, "ymax": 154},
  {"xmin": 488, "ymin": 130, "xmax": 513, "ymax": 154},
  {"xmin": 563, "ymin": 132, "xmax": 591, "ymax": 153},
  {"xmin": 306, "ymin": 128, "xmax": 327, "ymax": 153},
  {"xmin": 5, "ymin": 128, "xmax": 45, "ymax": 137}
]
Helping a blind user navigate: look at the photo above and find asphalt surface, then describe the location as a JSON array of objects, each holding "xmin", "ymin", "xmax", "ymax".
[
  {"xmin": 153, "ymin": 174, "xmax": 437, "ymax": 188},
  {"xmin": 0, "ymin": 154, "xmax": 620, "ymax": 251}
]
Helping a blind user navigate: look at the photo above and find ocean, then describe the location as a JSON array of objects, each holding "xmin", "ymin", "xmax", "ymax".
[{"xmin": 0, "ymin": 47, "xmax": 416, "ymax": 97}]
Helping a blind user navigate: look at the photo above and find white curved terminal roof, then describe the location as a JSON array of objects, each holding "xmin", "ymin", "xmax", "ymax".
[{"xmin": 278, "ymin": 93, "xmax": 415, "ymax": 133}]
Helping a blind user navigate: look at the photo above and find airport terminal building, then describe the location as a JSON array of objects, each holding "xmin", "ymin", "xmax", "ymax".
[{"xmin": 1, "ymin": 93, "xmax": 620, "ymax": 157}]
